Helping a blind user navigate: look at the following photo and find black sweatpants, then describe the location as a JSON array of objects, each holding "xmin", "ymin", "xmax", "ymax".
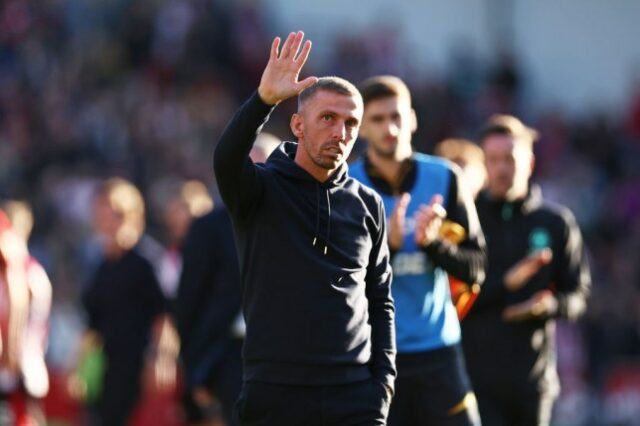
[
  {"xmin": 234, "ymin": 378, "xmax": 391, "ymax": 426},
  {"xmin": 387, "ymin": 344, "xmax": 480, "ymax": 426}
]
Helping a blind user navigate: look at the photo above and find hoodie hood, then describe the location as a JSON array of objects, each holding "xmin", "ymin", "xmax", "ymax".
[{"xmin": 266, "ymin": 141, "xmax": 349, "ymax": 188}]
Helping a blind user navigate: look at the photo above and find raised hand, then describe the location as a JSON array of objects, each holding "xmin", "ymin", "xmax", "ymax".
[
  {"xmin": 503, "ymin": 248, "xmax": 553, "ymax": 291},
  {"xmin": 388, "ymin": 193, "xmax": 411, "ymax": 251},
  {"xmin": 414, "ymin": 194, "xmax": 447, "ymax": 247},
  {"xmin": 258, "ymin": 31, "xmax": 319, "ymax": 105}
]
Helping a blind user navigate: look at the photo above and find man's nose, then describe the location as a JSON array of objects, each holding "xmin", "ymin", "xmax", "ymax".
[
  {"xmin": 386, "ymin": 121, "xmax": 399, "ymax": 137},
  {"xmin": 332, "ymin": 123, "xmax": 346, "ymax": 141}
]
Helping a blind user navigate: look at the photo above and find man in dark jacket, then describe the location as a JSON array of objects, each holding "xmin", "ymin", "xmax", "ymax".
[
  {"xmin": 175, "ymin": 207, "xmax": 243, "ymax": 426},
  {"xmin": 213, "ymin": 32, "xmax": 395, "ymax": 425},
  {"xmin": 462, "ymin": 115, "xmax": 591, "ymax": 426}
]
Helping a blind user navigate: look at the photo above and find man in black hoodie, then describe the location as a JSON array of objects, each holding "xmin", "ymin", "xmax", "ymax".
[
  {"xmin": 461, "ymin": 115, "xmax": 591, "ymax": 426},
  {"xmin": 213, "ymin": 32, "xmax": 395, "ymax": 425}
]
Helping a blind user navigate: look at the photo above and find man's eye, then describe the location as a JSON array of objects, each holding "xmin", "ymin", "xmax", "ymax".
[{"xmin": 322, "ymin": 115, "xmax": 332, "ymax": 121}]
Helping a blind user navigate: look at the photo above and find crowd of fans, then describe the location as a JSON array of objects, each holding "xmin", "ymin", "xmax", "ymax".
[{"xmin": 0, "ymin": 0, "xmax": 639, "ymax": 424}]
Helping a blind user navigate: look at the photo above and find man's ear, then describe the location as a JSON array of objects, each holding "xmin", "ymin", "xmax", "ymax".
[
  {"xmin": 410, "ymin": 108, "xmax": 418, "ymax": 134},
  {"xmin": 290, "ymin": 113, "xmax": 304, "ymax": 139}
]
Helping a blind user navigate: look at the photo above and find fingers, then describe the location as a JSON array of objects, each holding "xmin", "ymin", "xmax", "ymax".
[
  {"xmin": 389, "ymin": 194, "xmax": 411, "ymax": 250},
  {"xmin": 430, "ymin": 194, "xmax": 444, "ymax": 207},
  {"xmin": 504, "ymin": 248, "xmax": 553, "ymax": 291},
  {"xmin": 280, "ymin": 31, "xmax": 304, "ymax": 60},
  {"xmin": 278, "ymin": 32, "xmax": 296, "ymax": 59},
  {"xmin": 260, "ymin": 31, "xmax": 315, "ymax": 104},
  {"xmin": 289, "ymin": 31, "xmax": 305, "ymax": 60},
  {"xmin": 502, "ymin": 301, "xmax": 533, "ymax": 322},
  {"xmin": 270, "ymin": 37, "xmax": 281, "ymax": 60},
  {"xmin": 430, "ymin": 194, "xmax": 447, "ymax": 218},
  {"xmin": 414, "ymin": 200, "xmax": 445, "ymax": 246},
  {"xmin": 416, "ymin": 201, "xmax": 446, "ymax": 222},
  {"xmin": 503, "ymin": 290, "xmax": 554, "ymax": 321},
  {"xmin": 294, "ymin": 39, "xmax": 313, "ymax": 65},
  {"xmin": 393, "ymin": 193, "xmax": 411, "ymax": 217},
  {"xmin": 297, "ymin": 76, "xmax": 319, "ymax": 91},
  {"xmin": 534, "ymin": 248, "xmax": 553, "ymax": 265},
  {"xmin": 502, "ymin": 296, "xmax": 538, "ymax": 321}
]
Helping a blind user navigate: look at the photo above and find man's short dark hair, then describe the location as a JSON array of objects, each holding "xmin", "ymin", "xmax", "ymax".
[
  {"xmin": 298, "ymin": 76, "xmax": 362, "ymax": 110},
  {"xmin": 480, "ymin": 115, "xmax": 539, "ymax": 149},
  {"xmin": 358, "ymin": 75, "xmax": 412, "ymax": 107}
]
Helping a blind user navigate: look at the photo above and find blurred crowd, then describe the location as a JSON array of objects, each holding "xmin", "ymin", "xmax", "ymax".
[{"xmin": 0, "ymin": 0, "xmax": 639, "ymax": 425}]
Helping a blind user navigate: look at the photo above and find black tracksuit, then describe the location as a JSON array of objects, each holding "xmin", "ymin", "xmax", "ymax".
[
  {"xmin": 462, "ymin": 186, "xmax": 591, "ymax": 426},
  {"xmin": 213, "ymin": 92, "xmax": 395, "ymax": 425},
  {"xmin": 175, "ymin": 208, "xmax": 243, "ymax": 424}
]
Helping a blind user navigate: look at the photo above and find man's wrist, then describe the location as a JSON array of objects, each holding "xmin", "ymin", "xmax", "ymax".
[{"xmin": 257, "ymin": 87, "xmax": 279, "ymax": 106}]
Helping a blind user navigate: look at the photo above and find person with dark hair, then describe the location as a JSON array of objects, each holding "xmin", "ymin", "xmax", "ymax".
[
  {"xmin": 462, "ymin": 115, "xmax": 591, "ymax": 426},
  {"xmin": 213, "ymin": 32, "xmax": 395, "ymax": 425},
  {"xmin": 350, "ymin": 75, "xmax": 486, "ymax": 426}
]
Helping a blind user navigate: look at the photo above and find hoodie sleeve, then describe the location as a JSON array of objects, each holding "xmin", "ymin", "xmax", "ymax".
[
  {"xmin": 551, "ymin": 208, "xmax": 591, "ymax": 320},
  {"xmin": 365, "ymin": 196, "xmax": 397, "ymax": 393},
  {"xmin": 423, "ymin": 167, "xmax": 487, "ymax": 285},
  {"xmin": 214, "ymin": 91, "xmax": 275, "ymax": 220}
]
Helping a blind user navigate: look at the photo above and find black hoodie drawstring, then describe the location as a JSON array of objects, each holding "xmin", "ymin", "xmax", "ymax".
[
  {"xmin": 313, "ymin": 184, "xmax": 320, "ymax": 248},
  {"xmin": 325, "ymin": 188, "xmax": 331, "ymax": 255},
  {"xmin": 312, "ymin": 184, "xmax": 331, "ymax": 255}
]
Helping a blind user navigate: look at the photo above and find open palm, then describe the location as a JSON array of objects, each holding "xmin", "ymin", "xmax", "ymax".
[{"xmin": 258, "ymin": 31, "xmax": 318, "ymax": 105}]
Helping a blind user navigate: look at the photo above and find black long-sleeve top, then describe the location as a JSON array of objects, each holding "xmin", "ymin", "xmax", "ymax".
[
  {"xmin": 84, "ymin": 249, "xmax": 166, "ymax": 360},
  {"xmin": 213, "ymin": 92, "xmax": 396, "ymax": 389}
]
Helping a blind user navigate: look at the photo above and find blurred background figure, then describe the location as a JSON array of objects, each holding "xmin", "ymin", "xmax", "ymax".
[
  {"xmin": 434, "ymin": 139, "xmax": 487, "ymax": 199},
  {"xmin": 175, "ymin": 134, "xmax": 279, "ymax": 426},
  {"xmin": 71, "ymin": 178, "xmax": 178, "ymax": 426},
  {"xmin": 132, "ymin": 179, "xmax": 212, "ymax": 426},
  {"xmin": 462, "ymin": 115, "xmax": 591, "ymax": 426},
  {"xmin": 0, "ymin": 201, "xmax": 52, "ymax": 426},
  {"xmin": 432, "ymin": 140, "xmax": 488, "ymax": 321},
  {"xmin": 351, "ymin": 75, "xmax": 485, "ymax": 426},
  {"xmin": 149, "ymin": 178, "xmax": 214, "ymax": 300}
]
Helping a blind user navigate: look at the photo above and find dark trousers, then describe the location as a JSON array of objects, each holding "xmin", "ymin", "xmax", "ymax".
[
  {"xmin": 234, "ymin": 378, "xmax": 391, "ymax": 426},
  {"xmin": 474, "ymin": 382, "xmax": 555, "ymax": 426},
  {"xmin": 388, "ymin": 344, "xmax": 480, "ymax": 426},
  {"xmin": 90, "ymin": 356, "xmax": 143, "ymax": 426}
]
